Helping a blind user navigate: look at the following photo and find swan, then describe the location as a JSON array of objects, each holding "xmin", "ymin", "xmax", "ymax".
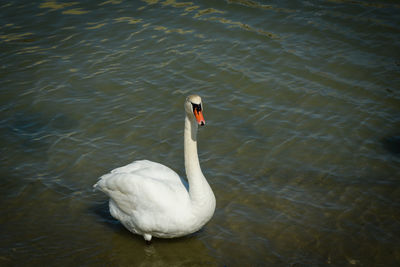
[{"xmin": 93, "ymin": 95, "xmax": 215, "ymax": 242}]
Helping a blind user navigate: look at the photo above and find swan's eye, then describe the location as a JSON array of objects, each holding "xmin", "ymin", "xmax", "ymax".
[{"xmin": 192, "ymin": 103, "xmax": 202, "ymax": 113}]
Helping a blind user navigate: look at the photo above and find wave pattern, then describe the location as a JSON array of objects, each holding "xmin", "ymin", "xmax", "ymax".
[{"xmin": 1, "ymin": 0, "xmax": 400, "ymax": 265}]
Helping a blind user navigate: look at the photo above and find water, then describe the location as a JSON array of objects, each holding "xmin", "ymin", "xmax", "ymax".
[{"xmin": 1, "ymin": 0, "xmax": 400, "ymax": 265}]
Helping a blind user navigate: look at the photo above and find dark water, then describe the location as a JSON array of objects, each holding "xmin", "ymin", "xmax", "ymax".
[{"xmin": 1, "ymin": 0, "xmax": 400, "ymax": 266}]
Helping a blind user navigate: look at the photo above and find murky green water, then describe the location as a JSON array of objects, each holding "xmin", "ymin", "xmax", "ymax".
[{"xmin": 1, "ymin": 0, "xmax": 400, "ymax": 266}]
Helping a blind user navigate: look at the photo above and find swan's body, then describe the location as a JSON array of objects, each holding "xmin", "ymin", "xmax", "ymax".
[{"xmin": 93, "ymin": 95, "xmax": 215, "ymax": 241}]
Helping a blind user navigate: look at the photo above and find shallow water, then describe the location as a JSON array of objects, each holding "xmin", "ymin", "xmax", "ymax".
[{"xmin": 1, "ymin": 0, "xmax": 400, "ymax": 266}]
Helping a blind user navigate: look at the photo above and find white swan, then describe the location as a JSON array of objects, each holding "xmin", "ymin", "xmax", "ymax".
[{"xmin": 93, "ymin": 95, "xmax": 215, "ymax": 242}]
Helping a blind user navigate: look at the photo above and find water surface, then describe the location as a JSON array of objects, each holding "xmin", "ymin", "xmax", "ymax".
[{"xmin": 1, "ymin": 0, "xmax": 400, "ymax": 266}]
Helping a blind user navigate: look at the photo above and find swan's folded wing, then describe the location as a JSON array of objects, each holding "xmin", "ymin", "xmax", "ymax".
[{"xmin": 93, "ymin": 160, "xmax": 189, "ymax": 216}]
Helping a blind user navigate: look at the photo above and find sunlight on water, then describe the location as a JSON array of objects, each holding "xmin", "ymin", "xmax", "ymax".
[{"xmin": 0, "ymin": 0, "xmax": 400, "ymax": 265}]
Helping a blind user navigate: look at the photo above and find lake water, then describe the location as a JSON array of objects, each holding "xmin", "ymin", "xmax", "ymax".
[{"xmin": 1, "ymin": 0, "xmax": 400, "ymax": 266}]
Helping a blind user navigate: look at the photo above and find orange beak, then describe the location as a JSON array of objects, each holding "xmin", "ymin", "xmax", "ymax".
[{"xmin": 194, "ymin": 109, "xmax": 205, "ymax": 126}]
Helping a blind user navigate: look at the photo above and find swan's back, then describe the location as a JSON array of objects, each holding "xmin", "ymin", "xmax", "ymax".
[{"xmin": 109, "ymin": 160, "xmax": 178, "ymax": 181}]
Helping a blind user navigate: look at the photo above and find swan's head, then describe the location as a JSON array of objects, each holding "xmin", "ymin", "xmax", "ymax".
[{"xmin": 185, "ymin": 95, "xmax": 205, "ymax": 126}]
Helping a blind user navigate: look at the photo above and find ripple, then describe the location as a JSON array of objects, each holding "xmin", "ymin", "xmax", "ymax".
[{"xmin": 1, "ymin": 0, "xmax": 400, "ymax": 265}]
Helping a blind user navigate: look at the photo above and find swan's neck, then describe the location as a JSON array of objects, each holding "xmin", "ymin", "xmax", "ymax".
[{"xmin": 184, "ymin": 116, "xmax": 214, "ymax": 206}]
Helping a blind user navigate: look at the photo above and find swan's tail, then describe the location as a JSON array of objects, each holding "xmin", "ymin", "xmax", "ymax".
[
  {"xmin": 93, "ymin": 182, "xmax": 100, "ymax": 192},
  {"xmin": 93, "ymin": 175, "xmax": 108, "ymax": 193}
]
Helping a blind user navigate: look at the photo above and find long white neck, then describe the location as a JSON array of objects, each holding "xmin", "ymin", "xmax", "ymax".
[{"xmin": 184, "ymin": 115, "xmax": 215, "ymax": 211}]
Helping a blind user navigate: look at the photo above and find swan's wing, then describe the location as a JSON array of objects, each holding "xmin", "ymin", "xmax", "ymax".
[{"xmin": 93, "ymin": 160, "xmax": 189, "ymax": 216}]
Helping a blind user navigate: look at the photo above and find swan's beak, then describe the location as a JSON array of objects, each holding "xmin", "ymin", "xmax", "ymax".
[{"xmin": 194, "ymin": 109, "xmax": 205, "ymax": 126}]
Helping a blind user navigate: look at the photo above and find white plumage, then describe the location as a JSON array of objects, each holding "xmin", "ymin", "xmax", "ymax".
[{"xmin": 94, "ymin": 95, "xmax": 215, "ymax": 242}]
